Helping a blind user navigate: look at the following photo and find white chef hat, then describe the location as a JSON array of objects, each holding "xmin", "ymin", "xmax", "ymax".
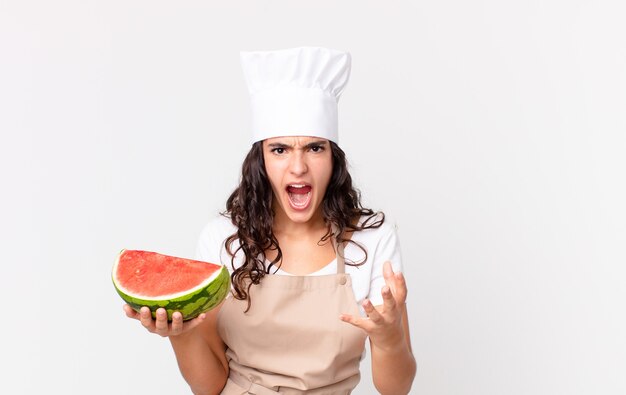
[{"xmin": 239, "ymin": 46, "xmax": 352, "ymax": 145}]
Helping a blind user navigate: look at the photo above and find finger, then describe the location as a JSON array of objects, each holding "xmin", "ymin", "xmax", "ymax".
[
  {"xmin": 381, "ymin": 285, "xmax": 397, "ymax": 313},
  {"xmin": 394, "ymin": 271, "xmax": 408, "ymax": 304},
  {"xmin": 123, "ymin": 304, "xmax": 139, "ymax": 319},
  {"xmin": 383, "ymin": 261, "xmax": 394, "ymax": 281},
  {"xmin": 383, "ymin": 261, "xmax": 407, "ymax": 302},
  {"xmin": 340, "ymin": 313, "xmax": 371, "ymax": 331},
  {"xmin": 383, "ymin": 261, "xmax": 400, "ymax": 297},
  {"xmin": 170, "ymin": 311, "xmax": 184, "ymax": 335},
  {"xmin": 363, "ymin": 299, "xmax": 385, "ymax": 324},
  {"xmin": 182, "ymin": 313, "xmax": 207, "ymax": 333},
  {"xmin": 154, "ymin": 308, "xmax": 169, "ymax": 335},
  {"xmin": 139, "ymin": 306, "xmax": 155, "ymax": 330}
]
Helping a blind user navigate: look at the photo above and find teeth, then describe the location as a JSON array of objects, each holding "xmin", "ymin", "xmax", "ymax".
[{"xmin": 289, "ymin": 184, "xmax": 307, "ymax": 188}]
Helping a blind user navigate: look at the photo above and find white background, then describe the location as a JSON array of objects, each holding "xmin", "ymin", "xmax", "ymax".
[{"xmin": 1, "ymin": 1, "xmax": 625, "ymax": 394}]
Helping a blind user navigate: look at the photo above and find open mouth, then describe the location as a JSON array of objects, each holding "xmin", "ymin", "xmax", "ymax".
[{"xmin": 286, "ymin": 184, "xmax": 312, "ymax": 210}]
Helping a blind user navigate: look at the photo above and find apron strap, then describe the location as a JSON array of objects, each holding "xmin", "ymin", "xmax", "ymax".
[{"xmin": 330, "ymin": 224, "xmax": 346, "ymax": 274}]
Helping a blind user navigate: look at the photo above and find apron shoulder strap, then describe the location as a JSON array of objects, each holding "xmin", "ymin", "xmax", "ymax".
[{"xmin": 331, "ymin": 224, "xmax": 346, "ymax": 274}]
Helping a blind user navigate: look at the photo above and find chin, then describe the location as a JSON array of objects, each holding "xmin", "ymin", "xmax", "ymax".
[
  {"xmin": 284, "ymin": 209, "xmax": 316, "ymax": 223},
  {"xmin": 278, "ymin": 198, "xmax": 322, "ymax": 224}
]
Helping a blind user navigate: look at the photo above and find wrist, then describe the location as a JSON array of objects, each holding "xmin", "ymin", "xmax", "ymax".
[
  {"xmin": 169, "ymin": 327, "xmax": 198, "ymax": 344},
  {"xmin": 370, "ymin": 328, "xmax": 408, "ymax": 354}
]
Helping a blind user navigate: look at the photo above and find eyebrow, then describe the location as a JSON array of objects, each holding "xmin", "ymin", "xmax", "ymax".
[
  {"xmin": 305, "ymin": 140, "xmax": 328, "ymax": 149},
  {"xmin": 267, "ymin": 140, "xmax": 328, "ymax": 149}
]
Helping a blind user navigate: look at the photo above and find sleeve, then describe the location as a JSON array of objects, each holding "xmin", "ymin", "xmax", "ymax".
[
  {"xmin": 367, "ymin": 221, "xmax": 404, "ymax": 307},
  {"xmin": 194, "ymin": 215, "xmax": 241, "ymax": 277},
  {"xmin": 194, "ymin": 222, "xmax": 218, "ymax": 263},
  {"xmin": 194, "ymin": 217, "xmax": 229, "ymax": 266}
]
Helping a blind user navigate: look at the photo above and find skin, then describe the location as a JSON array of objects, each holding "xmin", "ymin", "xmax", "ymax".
[
  {"xmin": 263, "ymin": 137, "xmax": 332, "ymax": 227},
  {"xmin": 262, "ymin": 136, "xmax": 336, "ymax": 273},
  {"xmin": 123, "ymin": 135, "xmax": 416, "ymax": 395},
  {"xmin": 341, "ymin": 262, "xmax": 416, "ymax": 394},
  {"xmin": 123, "ymin": 304, "xmax": 227, "ymax": 395}
]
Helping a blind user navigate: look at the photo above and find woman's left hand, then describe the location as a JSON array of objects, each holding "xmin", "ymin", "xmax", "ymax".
[{"xmin": 340, "ymin": 261, "xmax": 408, "ymax": 351}]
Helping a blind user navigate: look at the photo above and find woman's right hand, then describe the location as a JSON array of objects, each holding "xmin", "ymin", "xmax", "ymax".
[{"xmin": 123, "ymin": 304, "xmax": 207, "ymax": 338}]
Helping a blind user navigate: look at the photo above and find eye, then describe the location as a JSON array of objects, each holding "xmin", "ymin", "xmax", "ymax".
[
  {"xmin": 310, "ymin": 145, "xmax": 325, "ymax": 153},
  {"xmin": 271, "ymin": 147, "xmax": 286, "ymax": 154}
]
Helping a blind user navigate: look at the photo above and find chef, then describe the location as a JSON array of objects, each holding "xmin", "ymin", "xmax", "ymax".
[{"xmin": 124, "ymin": 46, "xmax": 416, "ymax": 395}]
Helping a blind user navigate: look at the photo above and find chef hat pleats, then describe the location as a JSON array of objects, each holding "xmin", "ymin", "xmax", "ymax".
[{"xmin": 239, "ymin": 46, "xmax": 352, "ymax": 144}]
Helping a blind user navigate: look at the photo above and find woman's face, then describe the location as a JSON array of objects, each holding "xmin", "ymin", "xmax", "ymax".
[{"xmin": 262, "ymin": 136, "xmax": 333, "ymax": 226}]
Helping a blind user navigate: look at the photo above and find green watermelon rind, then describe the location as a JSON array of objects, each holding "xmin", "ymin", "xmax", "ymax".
[{"xmin": 113, "ymin": 260, "xmax": 230, "ymax": 322}]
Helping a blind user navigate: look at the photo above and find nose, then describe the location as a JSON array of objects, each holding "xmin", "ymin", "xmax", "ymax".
[{"xmin": 289, "ymin": 151, "xmax": 308, "ymax": 176}]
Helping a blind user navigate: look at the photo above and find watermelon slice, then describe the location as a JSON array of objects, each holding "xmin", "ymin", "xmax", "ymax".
[{"xmin": 112, "ymin": 249, "xmax": 230, "ymax": 321}]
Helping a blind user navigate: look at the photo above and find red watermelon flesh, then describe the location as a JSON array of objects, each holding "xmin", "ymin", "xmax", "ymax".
[
  {"xmin": 112, "ymin": 249, "xmax": 230, "ymax": 321},
  {"xmin": 116, "ymin": 250, "xmax": 220, "ymax": 297}
]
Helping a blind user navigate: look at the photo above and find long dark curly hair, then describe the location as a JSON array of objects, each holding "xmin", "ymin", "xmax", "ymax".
[{"xmin": 223, "ymin": 140, "xmax": 384, "ymax": 310}]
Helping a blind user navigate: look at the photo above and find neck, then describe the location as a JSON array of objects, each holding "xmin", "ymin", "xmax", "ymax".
[{"xmin": 272, "ymin": 210, "xmax": 328, "ymax": 237}]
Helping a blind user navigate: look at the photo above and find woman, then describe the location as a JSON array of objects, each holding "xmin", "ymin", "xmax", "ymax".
[{"xmin": 124, "ymin": 46, "xmax": 416, "ymax": 394}]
